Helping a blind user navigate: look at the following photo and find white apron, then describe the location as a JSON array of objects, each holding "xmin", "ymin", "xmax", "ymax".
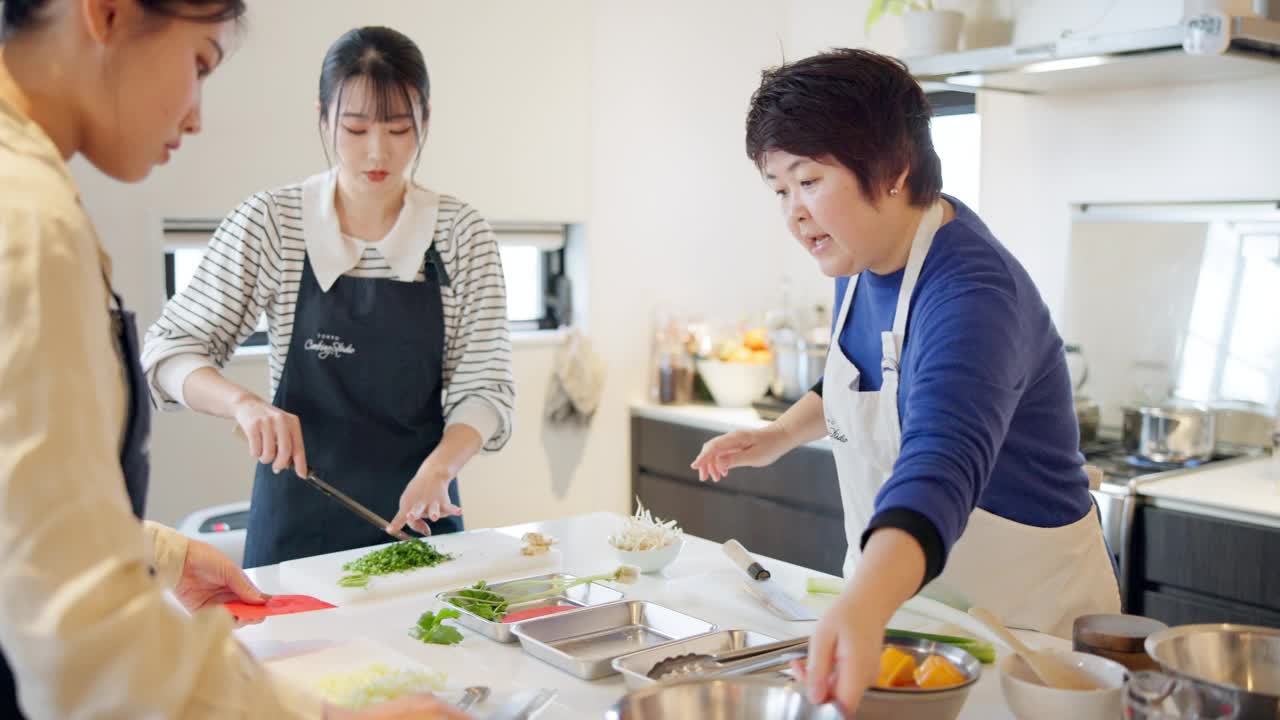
[{"xmin": 822, "ymin": 201, "xmax": 1119, "ymax": 639}]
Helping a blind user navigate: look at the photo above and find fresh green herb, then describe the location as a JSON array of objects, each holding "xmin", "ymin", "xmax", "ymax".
[
  {"xmin": 410, "ymin": 608, "xmax": 464, "ymax": 646},
  {"xmin": 445, "ymin": 581, "xmax": 509, "ymax": 622},
  {"xmin": 885, "ymin": 628, "xmax": 996, "ymax": 664},
  {"xmin": 338, "ymin": 539, "xmax": 455, "ymax": 588},
  {"xmin": 806, "ymin": 576, "xmax": 845, "ymax": 595},
  {"xmin": 442, "ymin": 566, "xmax": 641, "ymax": 622}
]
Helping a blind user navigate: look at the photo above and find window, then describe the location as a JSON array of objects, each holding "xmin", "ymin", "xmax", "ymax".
[
  {"xmin": 927, "ymin": 91, "xmax": 981, "ymax": 213},
  {"xmin": 492, "ymin": 222, "xmax": 573, "ymax": 332},
  {"xmin": 164, "ymin": 219, "xmax": 574, "ymax": 340},
  {"xmin": 162, "ymin": 219, "xmax": 268, "ymax": 348}
]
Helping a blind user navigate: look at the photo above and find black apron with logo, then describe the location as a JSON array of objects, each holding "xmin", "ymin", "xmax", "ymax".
[
  {"xmin": 241, "ymin": 246, "xmax": 462, "ymax": 568},
  {"xmin": 0, "ymin": 288, "xmax": 151, "ymax": 717}
]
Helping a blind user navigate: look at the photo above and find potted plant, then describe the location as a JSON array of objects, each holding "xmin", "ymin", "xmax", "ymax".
[{"xmin": 865, "ymin": 0, "xmax": 964, "ymax": 57}]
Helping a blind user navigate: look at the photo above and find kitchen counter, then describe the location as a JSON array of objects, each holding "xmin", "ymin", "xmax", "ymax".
[
  {"xmin": 239, "ymin": 512, "xmax": 1052, "ymax": 718},
  {"xmin": 630, "ymin": 401, "xmax": 833, "ymax": 451},
  {"xmin": 1137, "ymin": 456, "xmax": 1280, "ymax": 529}
]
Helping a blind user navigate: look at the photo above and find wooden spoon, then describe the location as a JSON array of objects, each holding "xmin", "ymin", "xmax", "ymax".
[{"xmin": 969, "ymin": 607, "xmax": 1101, "ymax": 691}]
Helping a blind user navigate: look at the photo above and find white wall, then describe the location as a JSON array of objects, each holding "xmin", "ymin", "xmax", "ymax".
[
  {"xmin": 1063, "ymin": 222, "xmax": 1209, "ymax": 425},
  {"xmin": 977, "ymin": 73, "xmax": 1280, "ymax": 322}
]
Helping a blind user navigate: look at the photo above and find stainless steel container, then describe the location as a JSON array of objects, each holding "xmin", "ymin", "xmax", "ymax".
[
  {"xmin": 435, "ymin": 573, "xmax": 624, "ymax": 643},
  {"xmin": 1121, "ymin": 402, "xmax": 1216, "ymax": 464},
  {"xmin": 1144, "ymin": 623, "xmax": 1280, "ymax": 718},
  {"xmin": 606, "ymin": 677, "xmax": 841, "ymax": 720},
  {"xmin": 510, "ymin": 600, "xmax": 716, "ymax": 680},
  {"xmin": 608, "ymin": 636, "xmax": 980, "ymax": 720},
  {"xmin": 612, "ymin": 629, "xmax": 779, "ymax": 689},
  {"xmin": 770, "ymin": 329, "xmax": 829, "ymax": 402}
]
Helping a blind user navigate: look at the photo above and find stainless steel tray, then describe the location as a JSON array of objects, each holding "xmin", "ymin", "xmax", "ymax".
[
  {"xmin": 510, "ymin": 600, "xmax": 717, "ymax": 680},
  {"xmin": 612, "ymin": 629, "xmax": 779, "ymax": 689},
  {"xmin": 435, "ymin": 573, "xmax": 625, "ymax": 643}
]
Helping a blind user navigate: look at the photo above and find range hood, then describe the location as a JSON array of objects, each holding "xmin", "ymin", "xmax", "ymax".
[{"xmin": 908, "ymin": 11, "xmax": 1280, "ymax": 94}]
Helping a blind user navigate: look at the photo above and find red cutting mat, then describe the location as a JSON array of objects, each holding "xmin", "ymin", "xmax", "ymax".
[{"xmin": 224, "ymin": 594, "xmax": 336, "ymax": 620}]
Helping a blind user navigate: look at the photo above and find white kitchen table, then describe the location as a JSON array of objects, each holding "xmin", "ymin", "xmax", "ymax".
[{"xmin": 238, "ymin": 512, "xmax": 1050, "ymax": 718}]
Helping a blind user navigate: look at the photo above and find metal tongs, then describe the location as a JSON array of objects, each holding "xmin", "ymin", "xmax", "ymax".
[{"xmin": 645, "ymin": 636, "xmax": 810, "ymax": 681}]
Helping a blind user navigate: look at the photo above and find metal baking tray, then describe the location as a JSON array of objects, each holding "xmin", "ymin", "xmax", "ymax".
[
  {"xmin": 612, "ymin": 629, "xmax": 780, "ymax": 689},
  {"xmin": 435, "ymin": 573, "xmax": 625, "ymax": 643},
  {"xmin": 510, "ymin": 600, "xmax": 716, "ymax": 680}
]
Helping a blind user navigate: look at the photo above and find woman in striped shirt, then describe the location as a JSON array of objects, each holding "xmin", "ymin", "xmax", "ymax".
[{"xmin": 143, "ymin": 26, "xmax": 515, "ymax": 568}]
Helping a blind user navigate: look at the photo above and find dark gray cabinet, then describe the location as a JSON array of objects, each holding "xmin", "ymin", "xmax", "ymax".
[
  {"xmin": 631, "ymin": 415, "xmax": 846, "ymax": 575},
  {"xmin": 1132, "ymin": 505, "xmax": 1280, "ymax": 628}
]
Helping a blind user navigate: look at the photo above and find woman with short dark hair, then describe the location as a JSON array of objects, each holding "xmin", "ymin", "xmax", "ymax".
[{"xmin": 693, "ymin": 48, "xmax": 1118, "ymax": 711}]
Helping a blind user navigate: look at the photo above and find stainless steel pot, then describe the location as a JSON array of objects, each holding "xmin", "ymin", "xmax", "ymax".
[
  {"xmin": 770, "ymin": 329, "xmax": 829, "ymax": 402},
  {"xmin": 1121, "ymin": 402, "xmax": 1216, "ymax": 464},
  {"xmin": 1142, "ymin": 623, "xmax": 1280, "ymax": 719},
  {"xmin": 1211, "ymin": 400, "xmax": 1276, "ymax": 451}
]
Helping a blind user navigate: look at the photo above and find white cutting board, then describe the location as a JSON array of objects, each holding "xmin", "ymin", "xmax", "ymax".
[
  {"xmin": 277, "ymin": 529, "xmax": 560, "ymax": 605},
  {"xmin": 266, "ymin": 637, "xmax": 551, "ymax": 715}
]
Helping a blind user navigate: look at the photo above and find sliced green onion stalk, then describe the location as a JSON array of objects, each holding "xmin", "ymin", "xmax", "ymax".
[
  {"xmin": 806, "ymin": 576, "xmax": 845, "ymax": 595},
  {"xmin": 805, "ymin": 576, "xmax": 995, "ymax": 663},
  {"xmin": 885, "ymin": 628, "xmax": 996, "ymax": 664}
]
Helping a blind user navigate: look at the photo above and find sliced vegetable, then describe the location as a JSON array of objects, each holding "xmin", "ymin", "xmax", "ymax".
[
  {"xmin": 314, "ymin": 663, "xmax": 447, "ymax": 709},
  {"xmin": 500, "ymin": 605, "xmax": 579, "ymax": 623},
  {"xmin": 877, "ymin": 646, "xmax": 917, "ymax": 688},
  {"xmin": 914, "ymin": 654, "xmax": 966, "ymax": 689},
  {"xmin": 805, "ymin": 576, "xmax": 844, "ymax": 595},
  {"xmin": 608, "ymin": 499, "xmax": 682, "ymax": 551},
  {"xmin": 409, "ymin": 608, "xmax": 464, "ymax": 646},
  {"xmin": 338, "ymin": 539, "xmax": 455, "ymax": 588}
]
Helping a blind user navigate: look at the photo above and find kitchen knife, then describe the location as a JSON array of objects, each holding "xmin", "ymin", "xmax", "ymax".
[
  {"xmin": 486, "ymin": 688, "xmax": 557, "ymax": 720},
  {"xmin": 722, "ymin": 539, "xmax": 817, "ymax": 622},
  {"xmin": 299, "ymin": 469, "xmax": 412, "ymax": 542},
  {"xmin": 233, "ymin": 425, "xmax": 411, "ymax": 542}
]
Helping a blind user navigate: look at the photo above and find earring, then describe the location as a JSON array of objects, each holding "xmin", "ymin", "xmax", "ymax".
[{"xmin": 888, "ymin": 187, "xmax": 900, "ymax": 197}]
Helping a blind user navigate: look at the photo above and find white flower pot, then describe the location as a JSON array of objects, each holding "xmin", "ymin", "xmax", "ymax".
[{"xmin": 902, "ymin": 9, "xmax": 964, "ymax": 57}]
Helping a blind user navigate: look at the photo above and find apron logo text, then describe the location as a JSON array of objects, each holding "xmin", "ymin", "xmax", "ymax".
[
  {"xmin": 826, "ymin": 418, "xmax": 849, "ymax": 443},
  {"xmin": 304, "ymin": 333, "xmax": 357, "ymax": 360}
]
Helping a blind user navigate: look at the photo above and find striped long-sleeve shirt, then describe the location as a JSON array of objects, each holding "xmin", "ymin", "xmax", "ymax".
[{"xmin": 141, "ymin": 172, "xmax": 515, "ymax": 451}]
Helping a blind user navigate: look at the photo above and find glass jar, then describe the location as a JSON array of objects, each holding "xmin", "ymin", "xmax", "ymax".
[
  {"xmin": 650, "ymin": 311, "xmax": 693, "ymax": 405},
  {"xmin": 1124, "ymin": 670, "xmax": 1240, "ymax": 719}
]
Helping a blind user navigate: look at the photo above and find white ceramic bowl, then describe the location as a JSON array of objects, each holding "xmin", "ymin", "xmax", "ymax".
[
  {"xmin": 610, "ymin": 536, "xmax": 684, "ymax": 574},
  {"xmin": 696, "ymin": 359, "xmax": 773, "ymax": 407},
  {"xmin": 998, "ymin": 649, "xmax": 1127, "ymax": 720}
]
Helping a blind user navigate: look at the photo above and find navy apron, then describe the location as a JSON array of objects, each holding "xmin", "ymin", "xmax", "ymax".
[
  {"xmin": 241, "ymin": 245, "xmax": 462, "ymax": 568},
  {"xmin": 0, "ymin": 285, "xmax": 151, "ymax": 717}
]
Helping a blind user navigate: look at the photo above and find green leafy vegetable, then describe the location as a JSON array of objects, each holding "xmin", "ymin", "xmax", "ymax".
[
  {"xmin": 442, "ymin": 566, "xmax": 641, "ymax": 622},
  {"xmin": 337, "ymin": 539, "xmax": 455, "ymax": 588},
  {"xmin": 410, "ymin": 608, "xmax": 464, "ymax": 646},
  {"xmin": 445, "ymin": 581, "xmax": 509, "ymax": 622}
]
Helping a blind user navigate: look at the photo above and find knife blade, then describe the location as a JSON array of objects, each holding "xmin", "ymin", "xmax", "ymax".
[
  {"xmin": 233, "ymin": 425, "xmax": 411, "ymax": 542},
  {"xmin": 722, "ymin": 539, "xmax": 817, "ymax": 622},
  {"xmin": 299, "ymin": 469, "xmax": 412, "ymax": 542},
  {"xmin": 486, "ymin": 688, "xmax": 557, "ymax": 720}
]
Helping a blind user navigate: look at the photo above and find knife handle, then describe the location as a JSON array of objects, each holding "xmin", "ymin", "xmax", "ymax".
[{"xmin": 722, "ymin": 539, "xmax": 771, "ymax": 580}]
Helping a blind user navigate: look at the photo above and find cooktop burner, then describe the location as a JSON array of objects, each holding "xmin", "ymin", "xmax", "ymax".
[{"xmin": 1081, "ymin": 437, "xmax": 1245, "ymax": 486}]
